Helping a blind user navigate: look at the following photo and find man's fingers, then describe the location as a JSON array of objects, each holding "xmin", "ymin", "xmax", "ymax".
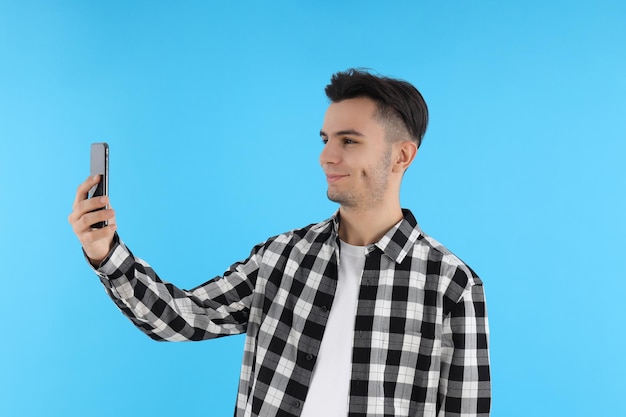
[
  {"xmin": 76, "ymin": 208, "xmax": 115, "ymax": 232},
  {"xmin": 72, "ymin": 196, "xmax": 109, "ymax": 223},
  {"xmin": 68, "ymin": 176, "xmax": 114, "ymax": 240},
  {"xmin": 73, "ymin": 175, "xmax": 101, "ymax": 209},
  {"xmin": 69, "ymin": 177, "xmax": 117, "ymax": 264}
]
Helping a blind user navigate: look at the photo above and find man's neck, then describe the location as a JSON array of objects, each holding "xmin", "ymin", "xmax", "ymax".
[{"xmin": 337, "ymin": 203, "xmax": 404, "ymax": 246}]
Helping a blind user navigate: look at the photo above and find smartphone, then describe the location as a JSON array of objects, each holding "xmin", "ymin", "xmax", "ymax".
[{"xmin": 88, "ymin": 142, "xmax": 109, "ymax": 228}]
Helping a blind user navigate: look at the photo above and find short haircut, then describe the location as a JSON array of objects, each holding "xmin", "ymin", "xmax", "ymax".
[{"xmin": 325, "ymin": 69, "xmax": 429, "ymax": 147}]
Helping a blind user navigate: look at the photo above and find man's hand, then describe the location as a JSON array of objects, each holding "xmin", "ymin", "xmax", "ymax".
[{"xmin": 68, "ymin": 175, "xmax": 117, "ymax": 266}]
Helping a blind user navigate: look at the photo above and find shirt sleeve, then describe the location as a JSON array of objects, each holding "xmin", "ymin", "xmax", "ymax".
[
  {"xmin": 89, "ymin": 234, "xmax": 262, "ymax": 341},
  {"xmin": 438, "ymin": 267, "xmax": 491, "ymax": 416}
]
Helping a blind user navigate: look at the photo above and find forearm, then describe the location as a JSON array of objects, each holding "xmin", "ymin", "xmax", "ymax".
[{"xmin": 90, "ymin": 235, "xmax": 255, "ymax": 341}]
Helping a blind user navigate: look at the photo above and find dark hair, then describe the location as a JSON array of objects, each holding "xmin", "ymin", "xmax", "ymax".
[{"xmin": 325, "ymin": 68, "xmax": 429, "ymax": 147}]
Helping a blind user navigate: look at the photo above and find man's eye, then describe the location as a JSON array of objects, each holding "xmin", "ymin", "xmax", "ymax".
[
  {"xmin": 321, "ymin": 138, "xmax": 328, "ymax": 145},
  {"xmin": 344, "ymin": 138, "xmax": 355, "ymax": 144}
]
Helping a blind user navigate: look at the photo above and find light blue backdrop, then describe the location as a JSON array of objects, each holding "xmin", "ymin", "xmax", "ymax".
[{"xmin": 1, "ymin": 1, "xmax": 624, "ymax": 416}]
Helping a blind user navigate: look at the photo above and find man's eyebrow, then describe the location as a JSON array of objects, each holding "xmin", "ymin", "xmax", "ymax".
[{"xmin": 319, "ymin": 129, "xmax": 365, "ymax": 137}]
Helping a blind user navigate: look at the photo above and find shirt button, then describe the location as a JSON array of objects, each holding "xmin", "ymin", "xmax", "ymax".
[
  {"xmin": 320, "ymin": 305, "xmax": 329, "ymax": 313},
  {"xmin": 306, "ymin": 354, "xmax": 314, "ymax": 361},
  {"xmin": 294, "ymin": 401, "xmax": 301, "ymax": 408}
]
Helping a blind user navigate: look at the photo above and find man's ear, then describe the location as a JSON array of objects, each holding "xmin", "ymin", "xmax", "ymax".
[{"xmin": 392, "ymin": 141, "xmax": 418, "ymax": 173}]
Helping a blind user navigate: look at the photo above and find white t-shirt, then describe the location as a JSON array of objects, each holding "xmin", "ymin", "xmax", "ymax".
[{"xmin": 300, "ymin": 240, "xmax": 367, "ymax": 417}]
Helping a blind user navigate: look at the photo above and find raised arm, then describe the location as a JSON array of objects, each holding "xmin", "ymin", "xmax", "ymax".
[
  {"xmin": 68, "ymin": 175, "xmax": 259, "ymax": 341},
  {"xmin": 93, "ymin": 236, "xmax": 260, "ymax": 341}
]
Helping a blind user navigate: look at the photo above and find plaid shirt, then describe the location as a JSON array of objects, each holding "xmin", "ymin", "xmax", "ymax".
[{"xmin": 94, "ymin": 209, "xmax": 490, "ymax": 417}]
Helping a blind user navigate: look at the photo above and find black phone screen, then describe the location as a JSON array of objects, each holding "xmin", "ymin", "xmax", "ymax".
[{"xmin": 89, "ymin": 142, "xmax": 109, "ymax": 228}]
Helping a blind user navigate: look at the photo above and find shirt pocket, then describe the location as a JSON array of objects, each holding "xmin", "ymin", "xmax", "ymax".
[{"xmin": 384, "ymin": 330, "xmax": 440, "ymax": 374}]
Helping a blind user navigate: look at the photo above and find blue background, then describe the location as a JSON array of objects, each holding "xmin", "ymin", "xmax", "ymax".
[{"xmin": 1, "ymin": 1, "xmax": 625, "ymax": 416}]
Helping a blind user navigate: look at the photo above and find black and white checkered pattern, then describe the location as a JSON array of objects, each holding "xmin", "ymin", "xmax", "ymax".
[{"xmin": 94, "ymin": 209, "xmax": 490, "ymax": 416}]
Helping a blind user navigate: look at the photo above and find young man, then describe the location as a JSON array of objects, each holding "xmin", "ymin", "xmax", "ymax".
[{"xmin": 69, "ymin": 69, "xmax": 491, "ymax": 417}]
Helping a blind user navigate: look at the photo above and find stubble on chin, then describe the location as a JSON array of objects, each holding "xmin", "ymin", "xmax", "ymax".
[{"xmin": 327, "ymin": 189, "xmax": 356, "ymax": 208}]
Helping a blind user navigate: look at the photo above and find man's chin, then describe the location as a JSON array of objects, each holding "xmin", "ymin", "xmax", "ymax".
[
  {"xmin": 327, "ymin": 191, "xmax": 354, "ymax": 207},
  {"xmin": 327, "ymin": 191, "xmax": 341, "ymax": 204}
]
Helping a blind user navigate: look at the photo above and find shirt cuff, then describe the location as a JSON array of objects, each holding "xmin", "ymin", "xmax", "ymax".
[{"xmin": 83, "ymin": 233, "xmax": 133, "ymax": 280}]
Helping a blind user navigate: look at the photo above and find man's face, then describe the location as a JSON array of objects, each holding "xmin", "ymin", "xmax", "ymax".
[{"xmin": 319, "ymin": 97, "xmax": 393, "ymax": 209}]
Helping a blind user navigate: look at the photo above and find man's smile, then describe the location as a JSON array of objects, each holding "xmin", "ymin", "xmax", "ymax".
[{"xmin": 325, "ymin": 174, "xmax": 349, "ymax": 183}]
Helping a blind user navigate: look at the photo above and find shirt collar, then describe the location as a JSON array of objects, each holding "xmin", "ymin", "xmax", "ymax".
[{"xmin": 330, "ymin": 209, "xmax": 423, "ymax": 264}]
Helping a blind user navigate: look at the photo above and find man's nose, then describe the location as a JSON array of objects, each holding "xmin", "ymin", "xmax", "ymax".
[{"xmin": 320, "ymin": 139, "xmax": 340, "ymax": 166}]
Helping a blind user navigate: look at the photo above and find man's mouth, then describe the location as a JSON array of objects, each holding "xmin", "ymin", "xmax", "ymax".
[{"xmin": 326, "ymin": 174, "xmax": 348, "ymax": 183}]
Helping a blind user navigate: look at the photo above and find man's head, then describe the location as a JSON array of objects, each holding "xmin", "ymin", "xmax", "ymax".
[
  {"xmin": 324, "ymin": 68, "xmax": 428, "ymax": 148},
  {"xmin": 320, "ymin": 69, "xmax": 427, "ymax": 211}
]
